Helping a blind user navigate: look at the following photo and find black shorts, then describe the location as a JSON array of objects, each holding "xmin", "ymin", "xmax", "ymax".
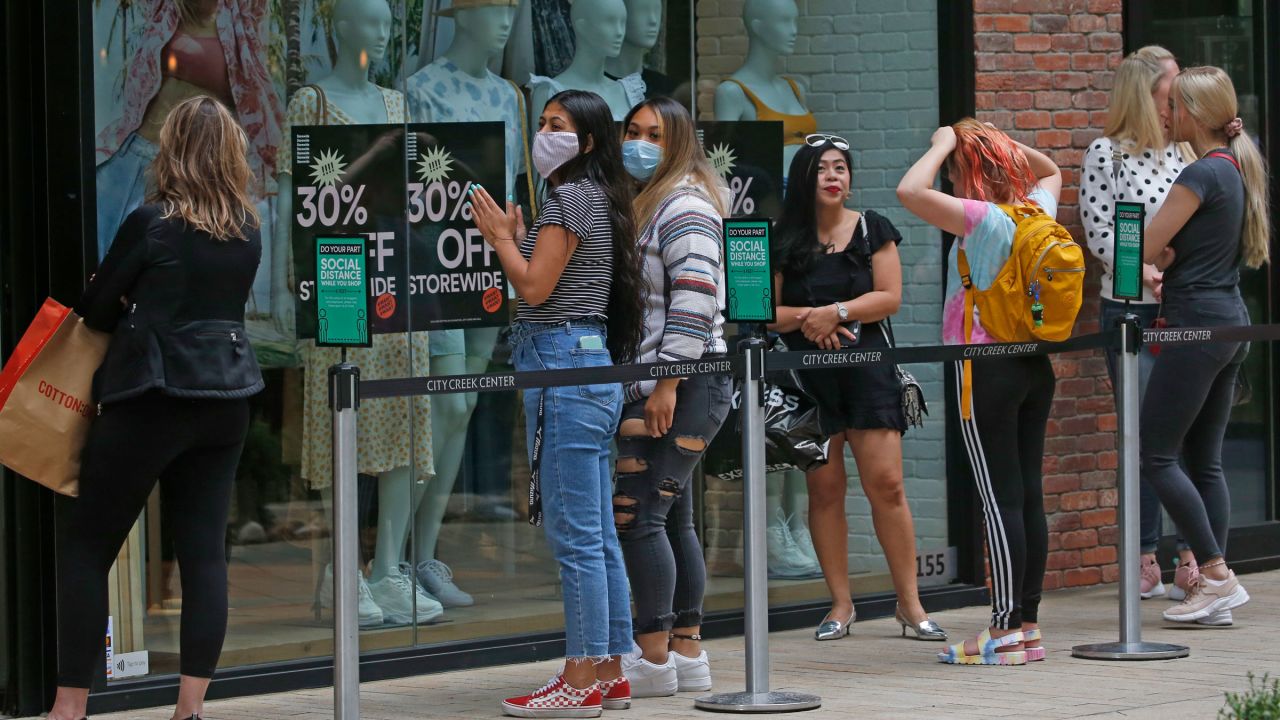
[{"xmin": 786, "ymin": 323, "xmax": 906, "ymax": 436}]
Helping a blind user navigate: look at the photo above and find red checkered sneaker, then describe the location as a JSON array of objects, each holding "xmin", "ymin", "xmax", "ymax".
[
  {"xmin": 597, "ymin": 675, "xmax": 632, "ymax": 710},
  {"xmin": 502, "ymin": 675, "xmax": 603, "ymax": 718}
]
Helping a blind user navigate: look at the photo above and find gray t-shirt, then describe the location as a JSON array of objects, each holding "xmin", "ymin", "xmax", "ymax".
[{"xmin": 1163, "ymin": 150, "xmax": 1244, "ymax": 294}]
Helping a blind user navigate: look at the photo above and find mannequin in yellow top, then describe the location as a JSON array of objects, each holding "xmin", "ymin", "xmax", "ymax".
[{"xmin": 713, "ymin": 0, "xmax": 816, "ymax": 174}]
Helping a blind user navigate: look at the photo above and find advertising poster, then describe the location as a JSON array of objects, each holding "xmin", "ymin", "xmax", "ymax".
[
  {"xmin": 697, "ymin": 121, "xmax": 784, "ymax": 220},
  {"xmin": 289, "ymin": 122, "xmax": 506, "ymax": 336}
]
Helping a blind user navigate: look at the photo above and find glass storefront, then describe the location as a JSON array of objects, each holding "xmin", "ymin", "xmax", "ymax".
[{"xmin": 85, "ymin": 0, "xmax": 954, "ymax": 685}]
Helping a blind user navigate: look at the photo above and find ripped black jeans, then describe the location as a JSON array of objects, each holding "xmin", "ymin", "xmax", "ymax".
[{"xmin": 615, "ymin": 372, "xmax": 732, "ymax": 635}]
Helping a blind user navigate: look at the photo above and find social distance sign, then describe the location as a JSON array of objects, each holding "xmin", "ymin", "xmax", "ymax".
[{"xmin": 290, "ymin": 122, "xmax": 508, "ymax": 338}]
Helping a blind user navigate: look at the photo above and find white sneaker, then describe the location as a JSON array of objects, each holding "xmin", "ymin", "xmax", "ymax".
[
  {"xmin": 767, "ymin": 511, "xmax": 822, "ymax": 579},
  {"xmin": 672, "ymin": 650, "xmax": 712, "ymax": 692},
  {"xmin": 791, "ymin": 523, "xmax": 821, "ymax": 567},
  {"xmin": 621, "ymin": 648, "xmax": 678, "ymax": 698},
  {"xmin": 368, "ymin": 571, "xmax": 444, "ymax": 624},
  {"xmin": 417, "ymin": 559, "xmax": 475, "ymax": 607},
  {"xmin": 319, "ymin": 565, "xmax": 383, "ymax": 627},
  {"xmin": 1197, "ymin": 608, "xmax": 1233, "ymax": 626}
]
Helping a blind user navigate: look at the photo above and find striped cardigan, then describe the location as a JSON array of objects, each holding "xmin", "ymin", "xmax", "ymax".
[{"xmin": 625, "ymin": 183, "xmax": 728, "ymax": 403}]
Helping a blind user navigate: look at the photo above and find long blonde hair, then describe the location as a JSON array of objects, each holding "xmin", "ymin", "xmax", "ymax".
[
  {"xmin": 148, "ymin": 96, "xmax": 259, "ymax": 240},
  {"xmin": 1105, "ymin": 46, "xmax": 1191, "ymax": 160},
  {"xmin": 1174, "ymin": 66, "xmax": 1270, "ymax": 268},
  {"xmin": 623, "ymin": 97, "xmax": 730, "ymax": 229}
]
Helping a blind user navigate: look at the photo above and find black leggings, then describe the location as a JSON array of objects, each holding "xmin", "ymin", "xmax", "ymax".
[
  {"xmin": 953, "ymin": 356, "xmax": 1055, "ymax": 630},
  {"xmin": 57, "ymin": 392, "xmax": 250, "ymax": 687}
]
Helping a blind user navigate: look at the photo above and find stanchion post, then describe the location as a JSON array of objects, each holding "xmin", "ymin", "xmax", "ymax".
[
  {"xmin": 1072, "ymin": 317, "xmax": 1187, "ymax": 661},
  {"xmin": 696, "ymin": 336, "xmax": 821, "ymax": 713},
  {"xmin": 329, "ymin": 363, "xmax": 361, "ymax": 718}
]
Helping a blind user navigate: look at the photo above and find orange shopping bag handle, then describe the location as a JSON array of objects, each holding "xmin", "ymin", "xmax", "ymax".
[{"xmin": 0, "ymin": 298, "xmax": 72, "ymax": 408}]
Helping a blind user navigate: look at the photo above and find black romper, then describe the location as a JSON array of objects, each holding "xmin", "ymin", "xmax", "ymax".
[{"xmin": 779, "ymin": 210, "xmax": 906, "ymax": 436}]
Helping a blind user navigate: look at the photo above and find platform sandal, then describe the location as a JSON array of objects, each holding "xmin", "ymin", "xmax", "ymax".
[
  {"xmin": 937, "ymin": 628, "xmax": 1026, "ymax": 666},
  {"xmin": 1023, "ymin": 627, "xmax": 1044, "ymax": 662}
]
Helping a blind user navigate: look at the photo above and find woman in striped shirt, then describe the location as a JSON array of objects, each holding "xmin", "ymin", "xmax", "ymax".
[
  {"xmin": 470, "ymin": 89, "xmax": 646, "ymax": 718},
  {"xmin": 613, "ymin": 97, "xmax": 732, "ymax": 698}
]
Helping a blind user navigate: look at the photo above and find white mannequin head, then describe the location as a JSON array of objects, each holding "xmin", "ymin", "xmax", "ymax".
[
  {"xmin": 334, "ymin": 0, "xmax": 393, "ymax": 66},
  {"xmin": 453, "ymin": 5, "xmax": 519, "ymax": 56},
  {"xmin": 743, "ymin": 0, "xmax": 798, "ymax": 56},
  {"xmin": 570, "ymin": 0, "xmax": 628, "ymax": 59},
  {"xmin": 622, "ymin": 0, "xmax": 662, "ymax": 51}
]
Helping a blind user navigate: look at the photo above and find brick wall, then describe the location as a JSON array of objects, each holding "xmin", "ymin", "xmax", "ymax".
[
  {"xmin": 697, "ymin": 0, "xmax": 947, "ymax": 577},
  {"xmin": 973, "ymin": 0, "xmax": 1123, "ymax": 590}
]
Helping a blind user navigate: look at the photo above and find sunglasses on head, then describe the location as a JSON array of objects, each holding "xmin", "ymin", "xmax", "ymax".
[{"xmin": 805, "ymin": 133, "xmax": 850, "ymax": 150}]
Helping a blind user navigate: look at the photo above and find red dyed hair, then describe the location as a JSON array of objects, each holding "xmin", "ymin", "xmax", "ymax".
[{"xmin": 947, "ymin": 118, "xmax": 1038, "ymax": 204}]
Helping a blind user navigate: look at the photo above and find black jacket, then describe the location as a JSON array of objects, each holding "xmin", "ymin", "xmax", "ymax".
[{"xmin": 77, "ymin": 204, "xmax": 264, "ymax": 406}]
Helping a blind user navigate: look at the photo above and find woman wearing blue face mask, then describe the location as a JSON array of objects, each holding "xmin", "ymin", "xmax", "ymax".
[
  {"xmin": 614, "ymin": 97, "xmax": 732, "ymax": 698},
  {"xmin": 470, "ymin": 89, "xmax": 646, "ymax": 718}
]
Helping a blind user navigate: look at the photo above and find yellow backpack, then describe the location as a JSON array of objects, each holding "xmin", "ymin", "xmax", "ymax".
[{"xmin": 956, "ymin": 203, "xmax": 1085, "ymax": 419}]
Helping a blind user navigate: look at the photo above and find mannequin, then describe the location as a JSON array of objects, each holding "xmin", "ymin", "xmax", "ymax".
[
  {"xmin": 275, "ymin": 0, "xmax": 441, "ymax": 626},
  {"xmin": 603, "ymin": 0, "xmax": 671, "ymax": 98},
  {"xmin": 713, "ymin": 0, "xmax": 814, "ymax": 174},
  {"xmin": 403, "ymin": 0, "xmax": 528, "ymax": 608},
  {"xmin": 527, "ymin": 0, "xmax": 643, "ymax": 122},
  {"xmin": 95, "ymin": 0, "xmax": 283, "ymax": 260}
]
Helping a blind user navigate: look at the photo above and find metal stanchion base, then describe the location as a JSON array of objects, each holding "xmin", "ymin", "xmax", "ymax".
[
  {"xmin": 695, "ymin": 691, "xmax": 822, "ymax": 713},
  {"xmin": 1071, "ymin": 641, "xmax": 1189, "ymax": 660}
]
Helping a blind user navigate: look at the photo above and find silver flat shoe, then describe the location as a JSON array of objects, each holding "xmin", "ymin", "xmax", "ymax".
[
  {"xmin": 895, "ymin": 605, "xmax": 948, "ymax": 641},
  {"xmin": 814, "ymin": 608, "xmax": 855, "ymax": 641}
]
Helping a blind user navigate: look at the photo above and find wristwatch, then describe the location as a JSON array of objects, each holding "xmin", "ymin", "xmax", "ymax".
[{"xmin": 834, "ymin": 302, "xmax": 849, "ymax": 321}]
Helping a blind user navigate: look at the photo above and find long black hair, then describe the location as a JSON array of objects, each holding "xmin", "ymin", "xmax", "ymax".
[
  {"xmin": 773, "ymin": 140, "xmax": 855, "ymax": 276},
  {"xmin": 545, "ymin": 89, "xmax": 645, "ymax": 363}
]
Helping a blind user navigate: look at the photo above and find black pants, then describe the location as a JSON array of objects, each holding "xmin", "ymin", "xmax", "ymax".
[
  {"xmin": 953, "ymin": 356, "xmax": 1055, "ymax": 630},
  {"xmin": 1140, "ymin": 292, "xmax": 1248, "ymax": 563},
  {"xmin": 57, "ymin": 392, "xmax": 250, "ymax": 687},
  {"xmin": 614, "ymin": 372, "xmax": 732, "ymax": 634}
]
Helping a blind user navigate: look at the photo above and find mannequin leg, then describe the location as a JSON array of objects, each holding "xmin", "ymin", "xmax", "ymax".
[{"xmin": 370, "ymin": 466, "xmax": 423, "ymax": 582}]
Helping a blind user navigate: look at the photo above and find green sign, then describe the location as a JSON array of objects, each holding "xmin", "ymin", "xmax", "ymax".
[
  {"xmin": 723, "ymin": 218, "xmax": 775, "ymax": 324},
  {"xmin": 315, "ymin": 236, "xmax": 372, "ymax": 347},
  {"xmin": 1112, "ymin": 202, "xmax": 1145, "ymax": 301}
]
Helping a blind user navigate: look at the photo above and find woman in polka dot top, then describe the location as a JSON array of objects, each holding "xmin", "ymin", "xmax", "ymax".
[{"xmin": 1078, "ymin": 46, "xmax": 1198, "ymax": 604}]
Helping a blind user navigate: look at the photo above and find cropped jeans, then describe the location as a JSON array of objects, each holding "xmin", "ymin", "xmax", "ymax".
[
  {"xmin": 511, "ymin": 319, "xmax": 632, "ymax": 659},
  {"xmin": 1140, "ymin": 290, "xmax": 1249, "ymax": 563},
  {"xmin": 615, "ymin": 371, "xmax": 732, "ymax": 635}
]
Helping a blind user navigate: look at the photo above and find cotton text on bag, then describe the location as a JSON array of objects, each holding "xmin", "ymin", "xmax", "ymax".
[{"xmin": 0, "ymin": 298, "xmax": 110, "ymax": 496}]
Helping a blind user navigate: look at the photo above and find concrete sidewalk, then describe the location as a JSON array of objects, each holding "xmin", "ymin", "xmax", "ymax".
[{"xmin": 71, "ymin": 570, "xmax": 1280, "ymax": 719}]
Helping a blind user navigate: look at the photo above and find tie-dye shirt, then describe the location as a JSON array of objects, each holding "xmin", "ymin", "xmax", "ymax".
[{"xmin": 942, "ymin": 185, "xmax": 1058, "ymax": 345}]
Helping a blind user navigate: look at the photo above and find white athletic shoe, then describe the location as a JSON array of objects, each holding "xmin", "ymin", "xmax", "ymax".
[
  {"xmin": 319, "ymin": 565, "xmax": 383, "ymax": 627},
  {"xmin": 417, "ymin": 559, "xmax": 475, "ymax": 607},
  {"xmin": 621, "ymin": 648, "xmax": 678, "ymax": 698},
  {"xmin": 368, "ymin": 571, "xmax": 444, "ymax": 624},
  {"xmin": 1197, "ymin": 608, "xmax": 1234, "ymax": 626},
  {"xmin": 672, "ymin": 650, "xmax": 712, "ymax": 692}
]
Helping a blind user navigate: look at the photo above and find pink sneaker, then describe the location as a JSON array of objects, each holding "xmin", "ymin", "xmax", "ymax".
[
  {"xmin": 1169, "ymin": 560, "xmax": 1198, "ymax": 602},
  {"xmin": 1140, "ymin": 556, "xmax": 1166, "ymax": 599},
  {"xmin": 502, "ymin": 675, "xmax": 603, "ymax": 718}
]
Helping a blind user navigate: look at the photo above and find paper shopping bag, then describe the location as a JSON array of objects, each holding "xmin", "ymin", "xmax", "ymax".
[{"xmin": 0, "ymin": 298, "xmax": 110, "ymax": 496}]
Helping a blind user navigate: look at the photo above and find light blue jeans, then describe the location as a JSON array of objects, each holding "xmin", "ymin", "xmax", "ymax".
[
  {"xmin": 96, "ymin": 132, "xmax": 159, "ymax": 261},
  {"xmin": 511, "ymin": 318, "xmax": 632, "ymax": 658}
]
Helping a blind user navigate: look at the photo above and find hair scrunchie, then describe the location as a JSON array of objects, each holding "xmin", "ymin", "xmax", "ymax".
[{"xmin": 1224, "ymin": 117, "xmax": 1244, "ymax": 138}]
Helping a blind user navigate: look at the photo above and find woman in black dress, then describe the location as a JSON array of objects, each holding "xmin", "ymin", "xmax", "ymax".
[{"xmin": 769, "ymin": 135, "xmax": 946, "ymax": 643}]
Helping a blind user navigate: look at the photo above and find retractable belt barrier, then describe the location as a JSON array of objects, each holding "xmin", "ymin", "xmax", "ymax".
[{"xmin": 328, "ymin": 322, "xmax": 1280, "ymax": 718}]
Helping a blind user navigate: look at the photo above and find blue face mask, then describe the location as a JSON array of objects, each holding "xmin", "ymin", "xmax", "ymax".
[{"xmin": 622, "ymin": 139, "xmax": 663, "ymax": 182}]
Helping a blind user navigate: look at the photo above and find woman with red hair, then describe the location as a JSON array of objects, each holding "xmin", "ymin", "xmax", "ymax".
[{"xmin": 897, "ymin": 119, "xmax": 1063, "ymax": 665}]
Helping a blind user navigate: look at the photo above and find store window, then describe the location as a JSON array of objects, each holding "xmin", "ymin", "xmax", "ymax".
[
  {"xmin": 1126, "ymin": 0, "xmax": 1274, "ymax": 528},
  {"xmin": 90, "ymin": 0, "xmax": 694, "ymax": 682},
  {"xmin": 694, "ymin": 1, "xmax": 951, "ymax": 609}
]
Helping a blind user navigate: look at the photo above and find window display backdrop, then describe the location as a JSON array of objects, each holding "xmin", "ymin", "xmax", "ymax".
[
  {"xmin": 89, "ymin": 0, "xmax": 694, "ymax": 681},
  {"xmin": 695, "ymin": 0, "xmax": 950, "ymax": 609}
]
